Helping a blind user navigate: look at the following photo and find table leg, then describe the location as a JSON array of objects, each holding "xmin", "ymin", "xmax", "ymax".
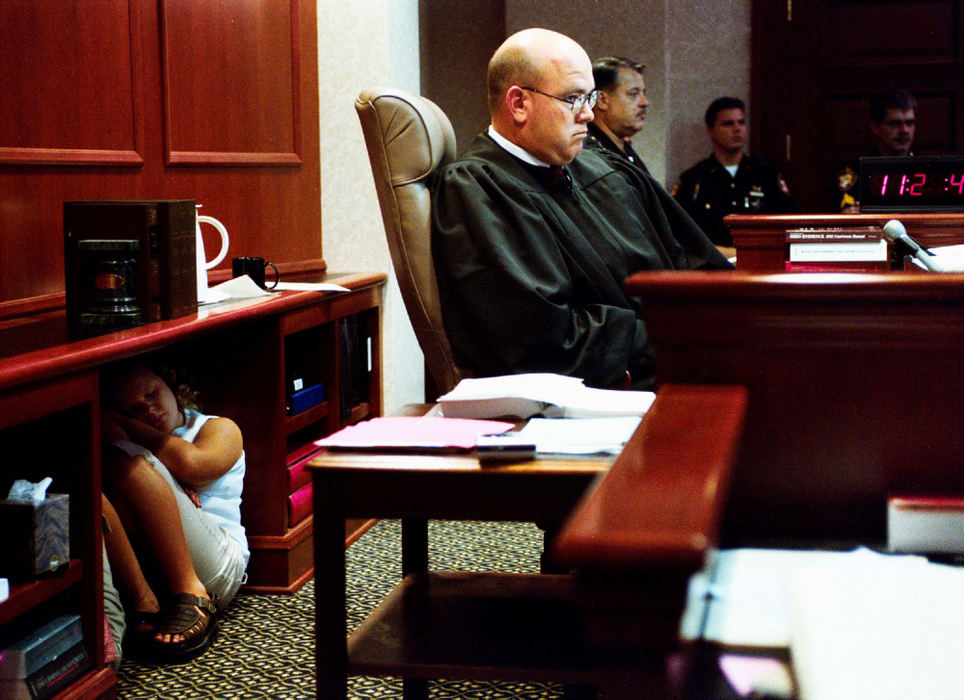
[
  {"xmin": 314, "ymin": 473, "xmax": 348, "ymax": 700},
  {"xmin": 403, "ymin": 678, "xmax": 429, "ymax": 699},
  {"xmin": 402, "ymin": 517, "xmax": 429, "ymax": 575},
  {"xmin": 400, "ymin": 518, "xmax": 429, "ymax": 698}
]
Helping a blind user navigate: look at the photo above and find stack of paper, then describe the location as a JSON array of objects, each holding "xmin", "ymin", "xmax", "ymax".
[{"xmin": 437, "ymin": 373, "xmax": 655, "ymax": 420}]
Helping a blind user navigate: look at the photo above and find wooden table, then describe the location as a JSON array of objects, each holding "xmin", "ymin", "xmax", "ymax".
[{"xmin": 309, "ymin": 445, "xmax": 611, "ymax": 698}]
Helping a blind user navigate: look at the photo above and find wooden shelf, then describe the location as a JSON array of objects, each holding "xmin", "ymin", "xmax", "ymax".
[
  {"xmin": 347, "ymin": 572, "xmax": 597, "ymax": 684},
  {"xmin": 346, "ymin": 401, "xmax": 370, "ymax": 425},
  {"xmin": 0, "ymin": 560, "xmax": 83, "ymax": 627},
  {"xmin": 285, "ymin": 400, "xmax": 329, "ymax": 435}
]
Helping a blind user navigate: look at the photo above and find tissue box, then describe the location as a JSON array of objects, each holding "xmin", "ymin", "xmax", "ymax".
[
  {"xmin": 888, "ymin": 495, "xmax": 964, "ymax": 554},
  {"xmin": 0, "ymin": 494, "xmax": 70, "ymax": 580}
]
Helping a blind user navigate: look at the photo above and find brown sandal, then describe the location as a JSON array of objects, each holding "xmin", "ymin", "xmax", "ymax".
[{"xmin": 152, "ymin": 593, "xmax": 219, "ymax": 663}]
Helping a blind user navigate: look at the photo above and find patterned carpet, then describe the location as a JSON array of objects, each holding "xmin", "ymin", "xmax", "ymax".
[{"xmin": 116, "ymin": 520, "xmax": 564, "ymax": 699}]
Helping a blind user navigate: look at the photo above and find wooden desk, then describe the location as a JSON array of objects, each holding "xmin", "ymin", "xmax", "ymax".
[
  {"xmin": 310, "ymin": 388, "xmax": 748, "ymax": 699},
  {"xmin": 727, "ymin": 212, "xmax": 964, "ymax": 273},
  {"xmin": 309, "ymin": 443, "xmax": 609, "ymax": 698},
  {"xmin": 0, "ymin": 272, "xmax": 383, "ymax": 699}
]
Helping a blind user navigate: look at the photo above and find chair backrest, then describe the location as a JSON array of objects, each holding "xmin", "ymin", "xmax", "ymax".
[{"xmin": 355, "ymin": 87, "xmax": 465, "ymax": 398}]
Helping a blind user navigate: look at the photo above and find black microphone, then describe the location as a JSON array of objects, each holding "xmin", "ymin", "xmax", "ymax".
[{"xmin": 881, "ymin": 219, "xmax": 944, "ymax": 272}]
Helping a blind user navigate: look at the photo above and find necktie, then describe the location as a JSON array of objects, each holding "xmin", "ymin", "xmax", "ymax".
[{"xmin": 550, "ymin": 165, "xmax": 572, "ymax": 192}]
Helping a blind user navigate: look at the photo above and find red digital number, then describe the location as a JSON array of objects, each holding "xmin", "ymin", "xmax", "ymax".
[
  {"xmin": 880, "ymin": 174, "xmax": 889, "ymax": 196},
  {"xmin": 909, "ymin": 173, "xmax": 926, "ymax": 196},
  {"xmin": 950, "ymin": 174, "xmax": 964, "ymax": 195}
]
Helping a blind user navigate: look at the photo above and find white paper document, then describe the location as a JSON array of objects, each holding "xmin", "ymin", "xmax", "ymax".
[
  {"xmin": 199, "ymin": 276, "xmax": 352, "ymax": 305},
  {"xmin": 789, "ymin": 239, "xmax": 887, "ymax": 262},
  {"xmin": 513, "ymin": 416, "xmax": 642, "ymax": 455},
  {"xmin": 200, "ymin": 275, "xmax": 272, "ymax": 304},
  {"xmin": 272, "ymin": 281, "xmax": 350, "ymax": 292},
  {"xmin": 926, "ymin": 243, "xmax": 964, "ymax": 272}
]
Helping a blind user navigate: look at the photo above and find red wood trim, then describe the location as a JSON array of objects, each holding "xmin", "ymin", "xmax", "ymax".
[
  {"xmin": 0, "ymin": 294, "xmax": 67, "ymax": 321},
  {"xmin": 288, "ymin": 0, "xmax": 303, "ymax": 161},
  {"xmin": 166, "ymin": 151, "xmax": 303, "ymax": 167},
  {"xmin": 553, "ymin": 384, "xmax": 748, "ymax": 571},
  {"xmin": 0, "ymin": 148, "xmax": 144, "ymax": 166},
  {"xmin": 624, "ymin": 268, "xmax": 964, "ymax": 304}
]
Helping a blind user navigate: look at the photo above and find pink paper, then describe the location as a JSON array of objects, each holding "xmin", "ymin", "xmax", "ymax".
[
  {"xmin": 315, "ymin": 416, "xmax": 515, "ymax": 451},
  {"xmin": 718, "ymin": 654, "xmax": 792, "ymax": 697}
]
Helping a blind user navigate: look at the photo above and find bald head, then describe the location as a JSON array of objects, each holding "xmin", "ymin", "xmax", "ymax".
[
  {"xmin": 487, "ymin": 29, "xmax": 591, "ymax": 115},
  {"xmin": 486, "ymin": 29, "xmax": 595, "ymax": 165}
]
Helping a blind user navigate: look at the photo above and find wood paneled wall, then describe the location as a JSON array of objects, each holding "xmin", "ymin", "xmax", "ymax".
[{"xmin": 0, "ymin": 0, "xmax": 321, "ymax": 316}]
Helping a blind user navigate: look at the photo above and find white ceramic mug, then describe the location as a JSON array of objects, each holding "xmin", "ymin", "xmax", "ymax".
[{"xmin": 195, "ymin": 206, "xmax": 230, "ymax": 300}]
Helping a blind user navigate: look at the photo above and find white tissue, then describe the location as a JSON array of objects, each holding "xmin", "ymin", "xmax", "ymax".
[{"xmin": 6, "ymin": 477, "xmax": 53, "ymax": 503}]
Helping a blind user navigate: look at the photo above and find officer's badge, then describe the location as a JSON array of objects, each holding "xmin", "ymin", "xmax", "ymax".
[
  {"xmin": 778, "ymin": 175, "xmax": 791, "ymax": 196},
  {"xmin": 748, "ymin": 185, "xmax": 765, "ymax": 210},
  {"xmin": 838, "ymin": 166, "xmax": 857, "ymax": 193}
]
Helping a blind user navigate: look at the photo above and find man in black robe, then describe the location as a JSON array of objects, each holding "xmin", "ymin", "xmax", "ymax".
[{"xmin": 431, "ymin": 28, "xmax": 730, "ymax": 391}]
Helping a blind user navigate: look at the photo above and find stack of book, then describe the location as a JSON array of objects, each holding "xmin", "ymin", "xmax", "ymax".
[
  {"xmin": 785, "ymin": 226, "xmax": 888, "ymax": 272},
  {"xmin": 0, "ymin": 614, "xmax": 90, "ymax": 699}
]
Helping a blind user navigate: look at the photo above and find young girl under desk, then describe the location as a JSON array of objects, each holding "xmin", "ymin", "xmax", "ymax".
[{"xmin": 100, "ymin": 360, "xmax": 248, "ymax": 663}]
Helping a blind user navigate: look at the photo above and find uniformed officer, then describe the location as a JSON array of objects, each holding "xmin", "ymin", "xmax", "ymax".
[{"xmin": 672, "ymin": 97, "xmax": 795, "ymax": 249}]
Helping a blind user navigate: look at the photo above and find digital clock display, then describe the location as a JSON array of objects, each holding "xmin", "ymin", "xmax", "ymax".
[{"xmin": 858, "ymin": 156, "xmax": 964, "ymax": 212}]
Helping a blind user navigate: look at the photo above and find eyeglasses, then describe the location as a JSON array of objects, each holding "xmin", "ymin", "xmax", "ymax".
[{"xmin": 521, "ymin": 87, "xmax": 598, "ymax": 113}]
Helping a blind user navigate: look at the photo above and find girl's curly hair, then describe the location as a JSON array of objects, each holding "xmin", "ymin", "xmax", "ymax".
[{"xmin": 155, "ymin": 363, "xmax": 201, "ymax": 412}]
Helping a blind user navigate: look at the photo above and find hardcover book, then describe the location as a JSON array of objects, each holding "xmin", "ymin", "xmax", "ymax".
[
  {"xmin": 0, "ymin": 641, "xmax": 92, "ymax": 699},
  {"xmin": 0, "ymin": 614, "xmax": 82, "ymax": 680}
]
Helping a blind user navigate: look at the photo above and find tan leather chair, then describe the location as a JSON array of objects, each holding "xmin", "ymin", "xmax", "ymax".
[{"xmin": 355, "ymin": 87, "xmax": 466, "ymax": 399}]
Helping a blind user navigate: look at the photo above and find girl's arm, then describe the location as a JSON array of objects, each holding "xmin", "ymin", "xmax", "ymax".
[{"xmin": 114, "ymin": 414, "xmax": 243, "ymax": 487}]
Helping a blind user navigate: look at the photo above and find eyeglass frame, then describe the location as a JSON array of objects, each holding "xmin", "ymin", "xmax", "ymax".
[{"xmin": 520, "ymin": 86, "xmax": 598, "ymax": 113}]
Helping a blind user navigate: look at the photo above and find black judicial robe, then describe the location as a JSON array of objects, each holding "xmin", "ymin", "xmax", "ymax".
[
  {"xmin": 585, "ymin": 122, "xmax": 652, "ymax": 176},
  {"xmin": 431, "ymin": 132, "xmax": 731, "ymax": 390}
]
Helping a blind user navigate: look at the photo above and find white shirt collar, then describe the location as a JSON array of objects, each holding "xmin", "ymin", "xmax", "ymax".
[{"xmin": 487, "ymin": 125, "xmax": 551, "ymax": 167}]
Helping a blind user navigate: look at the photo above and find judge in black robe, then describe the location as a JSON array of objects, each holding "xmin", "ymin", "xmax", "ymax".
[{"xmin": 432, "ymin": 130, "xmax": 731, "ymax": 391}]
